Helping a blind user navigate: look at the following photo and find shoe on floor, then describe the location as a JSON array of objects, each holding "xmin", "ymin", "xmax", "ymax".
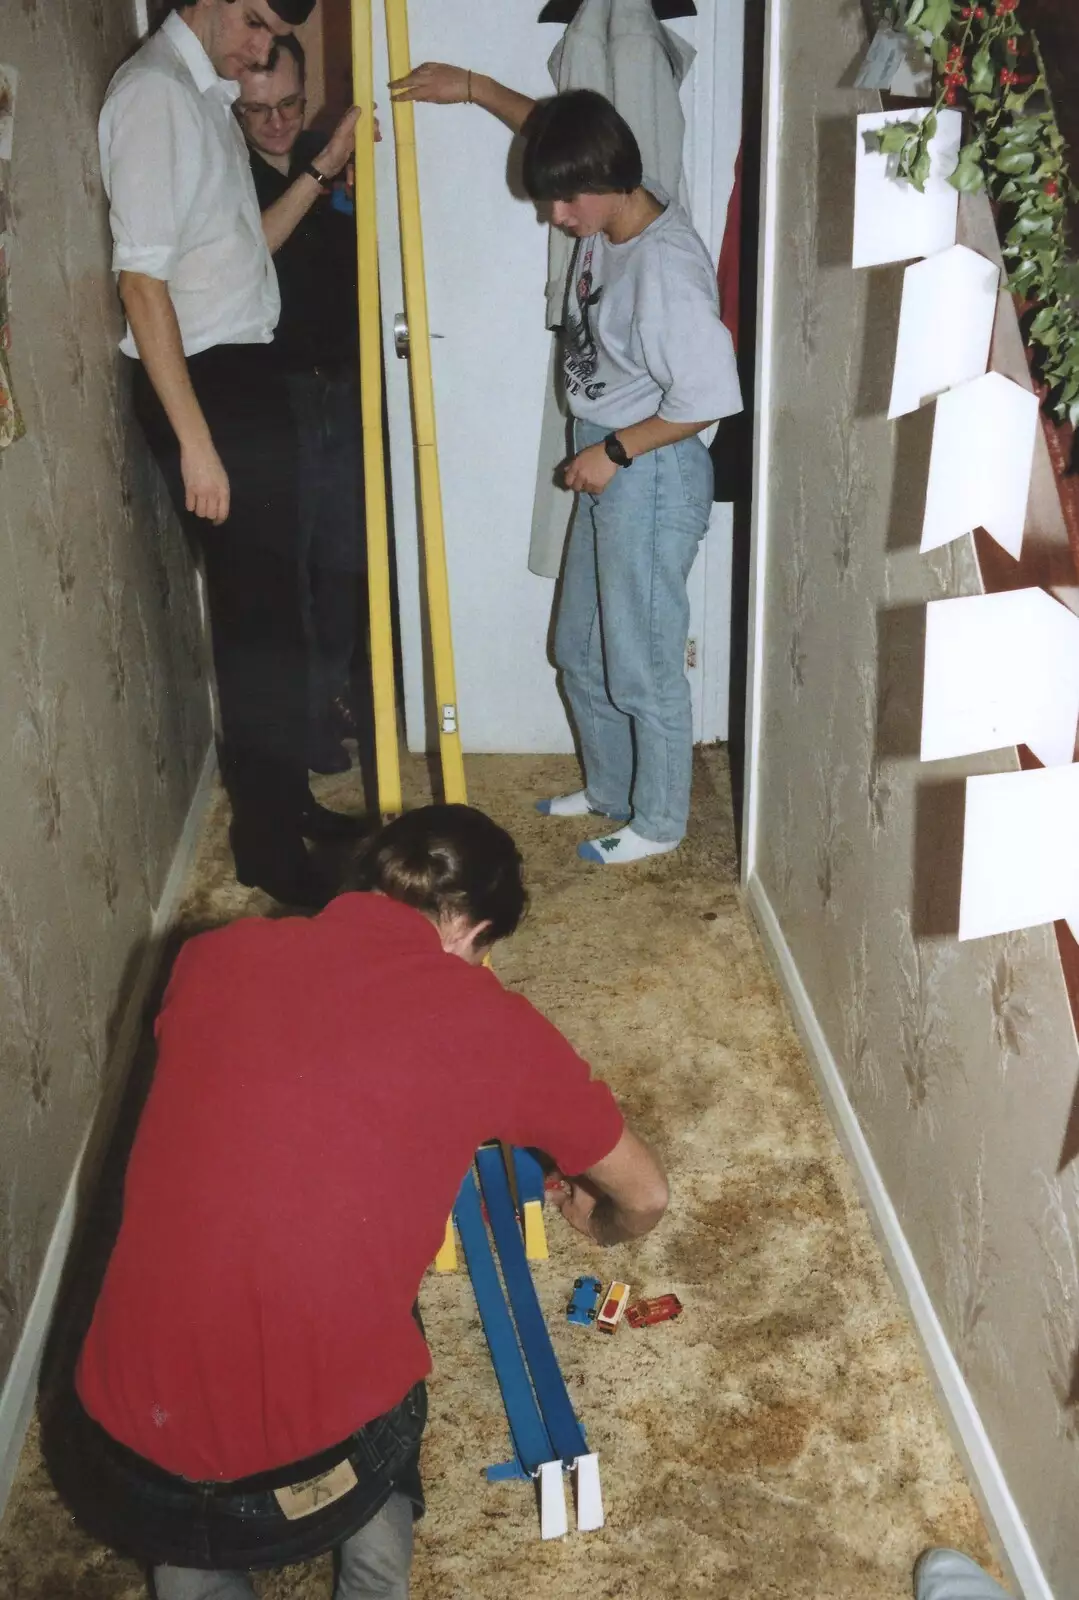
[
  {"xmin": 329, "ymin": 692, "xmax": 358, "ymax": 738},
  {"xmin": 300, "ymin": 799, "xmax": 368, "ymax": 843},
  {"xmin": 309, "ymin": 735, "xmax": 352, "ymax": 776},
  {"xmin": 229, "ymin": 823, "xmax": 336, "ymax": 910},
  {"xmin": 914, "ymin": 1549, "xmax": 1012, "ymax": 1600},
  {"xmin": 232, "ymin": 854, "xmax": 333, "ymax": 910}
]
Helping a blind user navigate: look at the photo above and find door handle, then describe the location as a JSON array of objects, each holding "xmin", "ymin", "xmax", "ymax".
[{"xmin": 393, "ymin": 312, "xmax": 444, "ymax": 359}]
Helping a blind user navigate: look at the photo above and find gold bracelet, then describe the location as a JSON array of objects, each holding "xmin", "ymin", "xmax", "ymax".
[{"xmin": 466, "ymin": 69, "xmax": 472, "ymax": 103}]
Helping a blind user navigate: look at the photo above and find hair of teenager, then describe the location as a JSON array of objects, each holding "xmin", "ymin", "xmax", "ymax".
[
  {"xmin": 171, "ymin": 0, "xmax": 316, "ymax": 27},
  {"xmin": 521, "ymin": 89, "xmax": 643, "ymax": 202},
  {"xmin": 352, "ymin": 804, "xmax": 527, "ymax": 947},
  {"xmin": 253, "ymin": 31, "xmax": 306, "ymax": 78}
]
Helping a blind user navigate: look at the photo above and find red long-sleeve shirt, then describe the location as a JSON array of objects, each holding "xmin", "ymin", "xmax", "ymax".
[{"xmin": 76, "ymin": 894, "xmax": 623, "ymax": 1482}]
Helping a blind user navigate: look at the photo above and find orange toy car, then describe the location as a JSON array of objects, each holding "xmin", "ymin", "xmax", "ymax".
[{"xmin": 595, "ymin": 1281, "xmax": 631, "ymax": 1335}]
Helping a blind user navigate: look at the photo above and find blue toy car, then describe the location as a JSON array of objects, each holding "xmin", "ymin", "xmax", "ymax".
[{"xmin": 566, "ymin": 1275, "xmax": 603, "ymax": 1327}]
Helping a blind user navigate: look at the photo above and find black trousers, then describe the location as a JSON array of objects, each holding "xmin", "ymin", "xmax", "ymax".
[
  {"xmin": 286, "ymin": 369, "xmax": 365, "ymax": 723},
  {"xmin": 132, "ymin": 345, "xmax": 310, "ymax": 870}
]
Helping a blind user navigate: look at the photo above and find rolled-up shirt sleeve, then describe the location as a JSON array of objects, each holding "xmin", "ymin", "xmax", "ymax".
[
  {"xmin": 638, "ymin": 243, "xmax": 743, "ymax": 425},
  {"xmin": 99, "ymin": 75, "xmax": 201, "ymax": 281},
  {"xmin": 493, "ymin": 989, "xmax": 626, "ymax": 1176}
]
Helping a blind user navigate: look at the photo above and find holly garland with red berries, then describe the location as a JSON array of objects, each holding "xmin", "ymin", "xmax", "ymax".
[{"xmin": 867, "ymin": 0, "xmax": 1079, "ymax": 425}]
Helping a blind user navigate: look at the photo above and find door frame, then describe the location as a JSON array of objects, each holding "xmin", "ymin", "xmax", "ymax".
[{"xmin": 374, "ymin": 0, "xmax": 748, "ymax": 755}]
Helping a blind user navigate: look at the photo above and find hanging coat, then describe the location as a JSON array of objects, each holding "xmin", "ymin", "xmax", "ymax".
[{"xmin": 542, "ymin": 0, "xmax": 695, "ymax": 330}]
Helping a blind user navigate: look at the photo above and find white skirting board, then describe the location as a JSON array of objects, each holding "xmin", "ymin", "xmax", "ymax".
[
  {"xmin": 744, "ymin": 870, "xmax": 1054, "ymax": 1600},
  {"xmin": 0, "ymin": 740, "xmax": 218, "ymax": 1519}
]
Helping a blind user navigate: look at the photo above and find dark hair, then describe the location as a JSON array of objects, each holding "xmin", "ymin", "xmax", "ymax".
[
  {"xmin": 352, "ymin": 804, "xmax": 527, "ymax": 947},
  {"xmin": 254, "ymin": 31, "xmax": 306, "ymax": 78},
  {"xmin": 171, "ymin": 0, "xmax": 315, "ymax": 26},
  {"xmin": 521, "ymin": 89, "xmax": 642, "ymax": 202}
]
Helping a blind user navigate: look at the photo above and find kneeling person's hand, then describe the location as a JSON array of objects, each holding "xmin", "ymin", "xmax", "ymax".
[{"xmin": 549, "ymin": 1127, "xmax": 668, "ymax": 1246}]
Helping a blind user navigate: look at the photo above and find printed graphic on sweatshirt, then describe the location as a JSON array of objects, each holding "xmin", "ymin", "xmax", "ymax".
[{"xmin": 564, "ymin": 238, "xmax": 606, "ymax": 403}]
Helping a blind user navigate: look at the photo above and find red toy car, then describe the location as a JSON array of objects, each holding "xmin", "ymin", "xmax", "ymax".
[{"xmin": 625, "ymin": 1293, "xmax": 683, "ymax": 1328}]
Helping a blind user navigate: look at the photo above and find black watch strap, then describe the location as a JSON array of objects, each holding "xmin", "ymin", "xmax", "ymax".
[
  {"xmin": 303, "ymin": 162, "xmax": 332, "ymax": 194},
  {"xmin": 603, "ymin": 431, "xmax": 632, "ymax": 468}
]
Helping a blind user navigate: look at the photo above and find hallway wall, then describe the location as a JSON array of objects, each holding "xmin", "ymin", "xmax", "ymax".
[
  {"xmin": 0, "ymin": 0, "xmax": 211, "ymax": 1454},
  {"xmin": 748, "ymin": 1, "xmax": 1079, "ymax": 1593}
]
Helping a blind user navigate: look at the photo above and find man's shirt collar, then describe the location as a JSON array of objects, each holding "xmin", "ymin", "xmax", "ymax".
[{"xmin": 162, "ymin": 8, "xmax": 241, "ymax": 105}]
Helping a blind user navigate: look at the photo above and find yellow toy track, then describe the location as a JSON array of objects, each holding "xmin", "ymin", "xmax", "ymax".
[{"xmin": 351, "ymin": 0, "xmax": 541, "ymax": 1270}]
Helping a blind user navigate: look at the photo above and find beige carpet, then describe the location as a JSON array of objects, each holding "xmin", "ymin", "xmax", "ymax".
[{"xmin": 0, "ymin": 750, "xmax": 1003, "ymax": 1598}]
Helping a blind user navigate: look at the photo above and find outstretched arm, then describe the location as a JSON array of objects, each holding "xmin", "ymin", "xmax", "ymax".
[
  {"xmin": 390, "ymin": 61, "xmax": 536, "ymax": 134},
  {"xmin": 548, "ymin": 1126, "xmax": 668, "ymax": 1245}
]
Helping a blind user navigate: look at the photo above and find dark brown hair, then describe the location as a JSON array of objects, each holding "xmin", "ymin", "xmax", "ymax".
[
  {"xmin": 352, "ymin": 804, "xmax": 527, "ymax": 947},
  {"xmin": 251, "ymin": 31, "xmax": 306, "ymax": 78},
  {"xmin": 172, "ymin": 0, "xmax": 315, "ymax": 25},
  {"xmin": 522, "ymin": 89, "xmax": 643, "ymax": 202}
]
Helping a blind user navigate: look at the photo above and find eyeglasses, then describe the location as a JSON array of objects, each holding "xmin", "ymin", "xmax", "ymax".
[{"xmin": 238, "ymin": 92, "xmax": 306, "ymax": 124}]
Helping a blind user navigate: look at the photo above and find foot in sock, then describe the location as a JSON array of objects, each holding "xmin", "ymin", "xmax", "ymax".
[
  {"xmin": 577, "ymin": 825, "xmax": 680, "ymax": 864},
  {"xmin": 535, "ymin": 790, "xmax": 630, "ymax": 819}
]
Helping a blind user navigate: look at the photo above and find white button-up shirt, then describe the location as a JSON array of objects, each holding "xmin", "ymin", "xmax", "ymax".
[{"xmin": 98, "ymin": 10, "xmax": 279, "ymax": 358}]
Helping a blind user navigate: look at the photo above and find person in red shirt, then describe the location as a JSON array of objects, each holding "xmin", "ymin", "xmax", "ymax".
[{"xmin": 44, "ymin": 804, "xmax": 668, "ymax": 1600}]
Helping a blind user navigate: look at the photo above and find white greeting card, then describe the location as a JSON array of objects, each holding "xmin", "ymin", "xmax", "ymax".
[
  {"xmin": 923, "ymin": 589, "xmax": 1079, "ymax": 770},
  {"xmin": 960, "ymin": 764, "xmax": 1079, "ymax": 940},
  {"xmin": 921, "ymin": 372, "xmax": 1038, "ymax": 559},
  {"xmin": 853, "ymin": 108, "xmax": 962, "ymax": 270},
  {"xmin": 889, "ymin": 245, "xmax": 999, "ymax": 419}
]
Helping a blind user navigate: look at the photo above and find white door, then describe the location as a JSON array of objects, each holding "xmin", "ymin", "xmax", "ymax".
[{"xmin": 370, "ymin": 0, "xmax": 743, "ymax": 754}]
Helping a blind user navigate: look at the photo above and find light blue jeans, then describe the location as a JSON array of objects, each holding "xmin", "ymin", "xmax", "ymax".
[
  {"xmin": 554, "ymin": 420, "xmax": 713, "ymax": 842},
  {"xmin": 153, "ymin": 1491, "xmax": 414, "ymax": 1600}
]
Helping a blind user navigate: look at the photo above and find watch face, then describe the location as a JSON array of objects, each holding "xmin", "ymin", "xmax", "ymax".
[{"xmin": 605, "ymin": 434, "xmax": 630, "ymax": 467}]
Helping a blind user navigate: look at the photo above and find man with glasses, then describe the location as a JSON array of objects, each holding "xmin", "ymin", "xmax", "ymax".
[
  {"xmin": 239, "ymin": 35, "xmax": 372, "ymax": 783},
  {"xmin": 99, "ymin": 0, "xmax": 364, "ymax": 908}
]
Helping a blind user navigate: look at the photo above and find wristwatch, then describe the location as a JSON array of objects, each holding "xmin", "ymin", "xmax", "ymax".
[
  {"xmin": 603, "ymin": 432, "xmax": 632, "ymax": 468},
  {"xmin": 303, "ymin": 161, "xmax": 332, "ymax": 194}
]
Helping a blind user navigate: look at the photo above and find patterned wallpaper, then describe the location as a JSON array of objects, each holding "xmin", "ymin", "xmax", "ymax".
[
  {"xmin": 755, "ymin": 1, "xmax": 1079, "ymax": 1590},
  {"xmin": 0, "ymin": 0, "xmax": 210, "ymax": 1395}
]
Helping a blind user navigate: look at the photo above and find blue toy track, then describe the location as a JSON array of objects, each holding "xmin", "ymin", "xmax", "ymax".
[
  {"xmin": 453, "ymin": 1168, "xmax": 553, "ymax": 1481},
  {"xmin": 474, "ymin": 1144, "xmax": 589, "ymax": 1466}
]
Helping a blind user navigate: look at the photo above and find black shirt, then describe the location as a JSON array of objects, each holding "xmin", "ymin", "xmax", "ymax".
[{"xmin": 250, "ymin": 131, "xmax": 360, "ymax": 374}]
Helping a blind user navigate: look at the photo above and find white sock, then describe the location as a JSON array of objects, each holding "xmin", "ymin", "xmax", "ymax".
[
  {"xmin": 535, "ymin": 790, "xmax": 628, "ymax": 819},
  {"xmin": 577, "ymin": 825, "xmax": 681, "ymax": 864}
]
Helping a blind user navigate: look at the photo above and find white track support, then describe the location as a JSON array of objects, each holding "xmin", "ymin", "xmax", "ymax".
[
  {"xmin": 573, "ymin": 1452, "xmax": 604, "ymax": 1532},
  {"xmin": 538, "ymin": 1460, "xmax": 568, "ymax": 1540}
]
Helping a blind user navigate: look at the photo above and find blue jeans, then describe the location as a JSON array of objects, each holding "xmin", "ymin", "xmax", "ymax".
[
  {"xmin": 154, "ymin": 1491, "xmax": 414, "ymax": 1600},
  {"xmin": 554, "ymin": 420, "xmax": 713, "ymax": 842},
  {"xmin": 44, "ymin": 1382, "xmax": 425, "ymax": 1578}
]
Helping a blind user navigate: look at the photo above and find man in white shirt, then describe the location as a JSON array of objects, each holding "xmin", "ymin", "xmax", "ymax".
[{"xmin": 99, "ymin": 0, "xmax": 363, "ymax": 908}]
